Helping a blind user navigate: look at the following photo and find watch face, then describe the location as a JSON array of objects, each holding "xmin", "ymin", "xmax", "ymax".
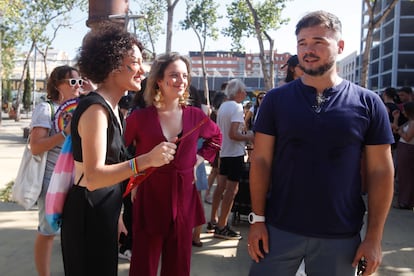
[{"xmin": 248, "ymin": 213, "xmax": 254, "ymax": 224}]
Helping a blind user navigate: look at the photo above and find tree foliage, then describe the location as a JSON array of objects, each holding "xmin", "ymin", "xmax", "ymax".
[
  {"xmin": 223, "ymin": 0, "xmax": 289, "ymax": 52},
  {"xmin": 181, "ymin": 0, "xmax": 221, "ymax": 106},
  {"xmin": 223, "ymin": 0, "xmax": 290, "ymax": 90},
  {"xmin": 1, "ymin": 1, "xmax": 24, "ymax": 79},
  {"xmin": 3, "ymin": 0, "xmax": 85, "ymax": 120},
  {"xmin": 132, "ymin": 0, "xmax": 165, "ymax": 59}
]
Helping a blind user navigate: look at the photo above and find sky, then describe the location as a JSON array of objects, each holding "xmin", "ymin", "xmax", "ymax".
[{"xmin": 51, "ymin": 0, "xmax": 363, "ymax": 60}]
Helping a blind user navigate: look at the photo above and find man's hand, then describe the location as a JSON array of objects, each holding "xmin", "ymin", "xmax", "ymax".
[
  {"xmin": 247, "ymin": 223, "xmax": 269, "ymax": 263},
  {"xmin": 352, "ymin": 239, "xmax": 382, "ymax": 275}
]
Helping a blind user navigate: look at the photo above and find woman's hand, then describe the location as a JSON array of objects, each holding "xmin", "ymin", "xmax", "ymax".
[
  {"xmin": 147, "ymin": 142, "xmax": 177, "ymax": 167},
  {"xmin": 81, "ymin": 78, "xmax": 96, "ymax": 94}
]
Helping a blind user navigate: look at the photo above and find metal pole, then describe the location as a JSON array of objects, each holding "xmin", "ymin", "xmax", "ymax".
[
  {"xmin": 108, "ymin": 14, "xmax": 147, "ymax": 31},
  {"xmin": 33, "ymin": 46, "xmax": 37, "ymax": 110}
]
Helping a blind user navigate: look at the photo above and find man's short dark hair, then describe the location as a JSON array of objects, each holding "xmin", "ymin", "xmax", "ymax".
[{"xmin": 398, "ymin": 86, "xmax": 413, "ymax": 94}]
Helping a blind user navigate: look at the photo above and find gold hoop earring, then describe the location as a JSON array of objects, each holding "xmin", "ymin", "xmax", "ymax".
[
  {"xmin": 154, "ymin": 89, "xmax": 164, "ymax": 109},
  {"xmin": 178, "ymin": 90, "xmax": 189, "ymax": 106}
]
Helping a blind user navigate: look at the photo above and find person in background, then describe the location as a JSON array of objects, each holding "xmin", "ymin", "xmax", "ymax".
[
  {"xmin": 192, "ymin": 138, "xmax": 210, "ymax": 247},
  {"xmin": 205, "ymin": 90, "xmax": 228, "ymax": 205},
  {"xmin": 31, "ymin": 65, "xmax": 81, "ymax": 276},
  {"xmin": 279, "ymin": 54, "xmax": 304, "ymax": 85},
  {"xmin": 248, "ymin": 11, "xmax": 394, "ymax": 276},
  {"xmin": 118, "ymin": 81, "xmax": 148, "ymax": 262},
  {"xmin": 208, "ymin": 78, "xmax": 254, "ymax": 240},
  {"xmin": 125, "ymin": 52, "xmax": 221, "ymax": 276},
  {"xmin": 244, "ymin": 92, "xmax": 266, "ymax": 131},
  {"xmin": 397, "ymin": 86, "xmax": 413, "ymax": 105},
  {"xmin": 382, "ymin": 87, "xmax": 403, "ymax": 144},
  {"xmin": 117, "ymin": 94, "xmax": 133, "ymax": 262},
  {"xmin": 392, "ymin": 101, "xmax": 414, "ymax": 210},
  {"xmin": 188, "ymin": 86, "xmax": 214, "ymax": 247},
  {"xmin": 60, "ymin": 23, "xmax": 176, "ymax": 276}
]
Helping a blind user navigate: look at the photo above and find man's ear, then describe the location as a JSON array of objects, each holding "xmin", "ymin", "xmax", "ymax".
[{"xmin": 338, "ymin": 40, "xmax": 345, "ymax": 54}]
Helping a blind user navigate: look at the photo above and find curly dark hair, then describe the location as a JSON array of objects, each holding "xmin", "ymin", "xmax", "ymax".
[
  {"xmin": 76, "ymin": 22, "xmax": 143, "ymax": 84},
  {"xmin": 46, "ymin": 65, "xmax": 79, "ymax": 101}
]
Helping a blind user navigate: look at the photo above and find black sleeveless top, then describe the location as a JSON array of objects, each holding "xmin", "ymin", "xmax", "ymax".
[{"xmin": 71, "ymin": 92, "xmax": 127, "ymax": 164}]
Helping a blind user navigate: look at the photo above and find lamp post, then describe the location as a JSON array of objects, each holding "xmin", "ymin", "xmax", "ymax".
[{"xmin": 32, "ymin": 45, "xmax": 37, "ymax": 111}]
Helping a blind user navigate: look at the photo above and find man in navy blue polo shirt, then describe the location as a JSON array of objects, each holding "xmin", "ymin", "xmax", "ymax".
[{"xmin": 247, "ymin": 10, "xmax": 394, "ymax": 276}]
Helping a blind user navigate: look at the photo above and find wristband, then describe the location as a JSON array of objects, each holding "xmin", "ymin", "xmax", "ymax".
[
  {"xmin": 129, "ymin": 158, "xmax": 139, "ymax": 176},
  {"xmin": 61, "ymin": 130, "xmax": 67, "ymax": 139}
]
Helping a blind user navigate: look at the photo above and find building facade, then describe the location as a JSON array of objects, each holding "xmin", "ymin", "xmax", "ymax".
[
  {"xmin": 189, "ymin": 50, "xmax": 294, "ymax": 91},
  {"xmin": 361, "ymin": 0, "xmax": 414, "ymax": 92}
]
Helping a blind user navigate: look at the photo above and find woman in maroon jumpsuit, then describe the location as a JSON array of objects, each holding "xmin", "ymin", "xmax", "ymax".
[{"xmin": 125, "ymin": 53, "xmax": 222, "ymax": 276}]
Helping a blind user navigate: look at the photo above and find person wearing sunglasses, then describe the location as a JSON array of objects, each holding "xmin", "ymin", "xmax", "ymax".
[
  {"xmin": 66, "ymin": 77, "xmax": 97, "ymax": 95},
  {"xmin": 29, "ymin": 65, "xmax": 82, "ymax": 276},
  {"xmin": 66, "ymin": 78, "xmax": 83, "ymax": 87}
]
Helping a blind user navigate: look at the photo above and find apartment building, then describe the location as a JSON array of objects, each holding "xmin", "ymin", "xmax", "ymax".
[
  {"xmin": 360, "ymin": 0, "xmax": 414, "ymax": 92},
  {"xmin": 189, "ymin": 50, "xmax": 294, "ymax": 91}
]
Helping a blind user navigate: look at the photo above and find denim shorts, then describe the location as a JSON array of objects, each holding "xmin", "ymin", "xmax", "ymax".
[{"xmin": 37, "ymin": 174, "xmax": 60, "ymax": 236}]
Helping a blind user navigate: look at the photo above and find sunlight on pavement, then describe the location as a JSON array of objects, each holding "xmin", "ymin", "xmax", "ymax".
[{"xmin": 0, "ymin": 210, "xmax": 37, "ymax": 230}]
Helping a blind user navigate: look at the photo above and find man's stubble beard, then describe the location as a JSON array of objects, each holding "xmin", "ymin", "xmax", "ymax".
[{"xmin": 299, "ymin": 59, "xmax": 335, "ymax": 77}]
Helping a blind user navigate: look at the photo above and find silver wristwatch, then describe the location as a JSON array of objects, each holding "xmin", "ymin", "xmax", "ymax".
[{"xmin": 248, "ymin": 212, "xmax": 266, "ymax": 224}]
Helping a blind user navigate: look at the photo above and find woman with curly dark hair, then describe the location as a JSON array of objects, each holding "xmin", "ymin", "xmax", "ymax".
[{"xmin": 60, "ymin": 22, "xmax": 177, "ymax": 276}]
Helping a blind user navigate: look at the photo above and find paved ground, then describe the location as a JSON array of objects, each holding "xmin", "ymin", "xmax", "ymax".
[{"xmin": 0, "ymin": 113, "xmax": 413, "ymax": 276}]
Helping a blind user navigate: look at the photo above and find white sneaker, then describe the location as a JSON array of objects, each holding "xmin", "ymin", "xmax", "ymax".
[{"xmin": 118, "ymin": 249, "xmax": 132, "ymax": 262}]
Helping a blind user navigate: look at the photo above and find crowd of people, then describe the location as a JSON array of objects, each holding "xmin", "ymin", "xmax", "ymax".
[{"xmin": 25, "ymin": 9, "xmax": 413, "ymax": 276}]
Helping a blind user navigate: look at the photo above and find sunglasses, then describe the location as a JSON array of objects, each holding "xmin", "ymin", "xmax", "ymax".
[{"xmin": 65, "ymin": 78, "xmax": 83, "ymax": 86}]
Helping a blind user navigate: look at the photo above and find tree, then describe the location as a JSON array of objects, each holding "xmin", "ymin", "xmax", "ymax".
[
  {"xmin": 359, "ymin": 0, "xmax": 399, "ymax": 88},
  {"xmin": 223, "ymin": 0, "xmax": 290, "ymax": 90},
  {"xmin": 8, "ymin": 0, "xmax": 84, "ymax": 120},
  {"xmin": 0, "ymin": 0, "xmax": 24, "ymax": 124},
  {"xmin": 23, "ymin": 66, "xmax": 31, "ymax": 110},
  {"xmin": 180, "ymin": 0, "xmax": 221, "ymax": 106},
  {"xmin": 165, "ymin": 0, "xmax": 181, "ymax": 53},
  {"xmin": 132, "ymin": 0, "xmax": 165, "ymax": 59}
]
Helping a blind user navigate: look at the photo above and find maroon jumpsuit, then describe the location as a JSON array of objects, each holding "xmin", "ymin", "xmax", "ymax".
[{"xmin": 125, "ymin": 106, "xmax": 222, "ymax": 276}]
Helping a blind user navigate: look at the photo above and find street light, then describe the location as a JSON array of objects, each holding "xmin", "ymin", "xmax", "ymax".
[{"xmin": 108, "ymin": 13, "xmax": 147, "ymax": 31}]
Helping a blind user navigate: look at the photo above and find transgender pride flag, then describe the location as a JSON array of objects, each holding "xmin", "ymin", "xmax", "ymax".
[{"xmin": 45, "ymin": 135, "xmax": 75, "ymax": 232}]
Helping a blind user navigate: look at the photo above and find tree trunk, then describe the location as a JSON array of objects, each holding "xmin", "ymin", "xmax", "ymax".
[
  {"xmin": 165, "ymin": 0, "xmax": 180, "ymax": 54},
  {"xmin": 201, "ymin": 49, "xmax": 210, "ymax": 107},
  {"xmin": 15, "ymin": 41, "xmax": 35, "ymax": 121},
  {"xmin": 246, "ymin": 0, "xmax": 273, "ymax": 91},
  {"xmin": 360, "ymin": 0, "xmax": 399, "ymax": 88}
]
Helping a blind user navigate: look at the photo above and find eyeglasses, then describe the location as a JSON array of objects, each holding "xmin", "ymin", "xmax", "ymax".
[{"xmin": 65, "ymin": 78, "xmax": 83, "ymax": 87}]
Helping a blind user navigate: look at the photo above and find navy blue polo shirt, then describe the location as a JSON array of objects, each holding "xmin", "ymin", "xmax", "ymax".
[{"xmin": 254, "ymin": 79, "xmax": 394, "ymax": 238}]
